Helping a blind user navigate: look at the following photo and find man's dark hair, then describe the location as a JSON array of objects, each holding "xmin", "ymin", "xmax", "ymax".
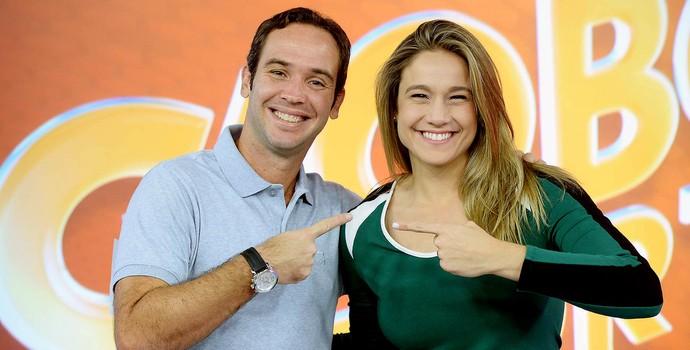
[{"xmin": 246, "ymin": 7, "xmax": 351, "ymax": 98}]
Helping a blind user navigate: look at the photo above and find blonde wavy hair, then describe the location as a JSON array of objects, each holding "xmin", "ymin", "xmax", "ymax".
[{"xmin": 375, "ymin": 19, "xmax": 578, "ymax": 243}]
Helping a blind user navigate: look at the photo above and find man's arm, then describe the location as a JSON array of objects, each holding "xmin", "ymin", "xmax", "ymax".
[
  {"xmin": 113, "ymin": 213, "xmax": 352, "ymax": 350},
  {"xmin": 113, "ymin": 257, "xmax": 254, "ymax": 350}
]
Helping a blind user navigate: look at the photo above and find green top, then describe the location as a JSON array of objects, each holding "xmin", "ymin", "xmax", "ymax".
[{"xmin": 340, "ymin": 177, "xmax": 662, "ymax": 349}]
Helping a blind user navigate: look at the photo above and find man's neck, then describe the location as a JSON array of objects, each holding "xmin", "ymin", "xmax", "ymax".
[{"xmin": 235, "ymin": 136, "xmax": 305, "ymax": 205}]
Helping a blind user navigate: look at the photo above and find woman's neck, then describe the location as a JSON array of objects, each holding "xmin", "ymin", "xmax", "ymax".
[
  {"xmin": 397, "ymin": 172, "xmax": 460, "ymax": 207},
  {"xmin": 400, "ymin": 160, "xmax": 465, "ymax": 204}
]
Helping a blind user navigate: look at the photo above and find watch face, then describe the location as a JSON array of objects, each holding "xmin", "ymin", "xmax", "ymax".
[{"xmin": 253, "ymin": 269, "xmax": 278, "ymax": 293}]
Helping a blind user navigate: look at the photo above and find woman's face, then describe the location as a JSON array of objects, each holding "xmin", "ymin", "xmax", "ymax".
[{"xmin": 395, "ymin": 49, "xmax": 478, "ymax": 171}]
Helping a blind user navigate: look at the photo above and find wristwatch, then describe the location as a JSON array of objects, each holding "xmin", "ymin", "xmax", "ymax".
[{"xmin": 240, "ymin": 247, "xmax": 278, "ymax": 293}]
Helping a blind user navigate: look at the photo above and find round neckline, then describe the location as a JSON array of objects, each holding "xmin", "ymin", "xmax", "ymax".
[{"xmin": 380, "ymin": 181, "xmax": 438, "ymax": 258}]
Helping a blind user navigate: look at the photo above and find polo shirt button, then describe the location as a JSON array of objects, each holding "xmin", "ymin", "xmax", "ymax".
[{"xmin": 269, "ymin": 190, "xmax": 277, "ymax": 197}]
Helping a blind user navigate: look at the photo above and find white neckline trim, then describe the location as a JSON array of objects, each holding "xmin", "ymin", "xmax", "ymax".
[{"xmin": 380, "ymin": 181, "xmax": 438, "ymax": 258}]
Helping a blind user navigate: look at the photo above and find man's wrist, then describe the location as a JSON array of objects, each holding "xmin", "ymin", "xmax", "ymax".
[{"xmin": 240, "ymin": 247, "xmax": 278, "ymax": 293}]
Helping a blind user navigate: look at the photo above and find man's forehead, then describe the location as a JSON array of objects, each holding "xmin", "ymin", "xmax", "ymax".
[{"xmin": 259, "ymin": 24, "xmax": 340, "ymax": 73}]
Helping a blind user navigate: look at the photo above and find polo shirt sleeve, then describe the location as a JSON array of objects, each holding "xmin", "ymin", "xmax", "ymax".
[{"xmin": 110, "ymin": 162, "xmax": 198, "ymax": 292}]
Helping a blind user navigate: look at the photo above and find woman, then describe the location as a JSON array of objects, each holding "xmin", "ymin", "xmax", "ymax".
[{"xmin": 339, "ymin": 20, "xmax": 663, "ymax": 349}]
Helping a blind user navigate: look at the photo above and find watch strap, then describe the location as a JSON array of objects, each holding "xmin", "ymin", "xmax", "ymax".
[{"xmin": 241, "ymin": 247, "xmax": 268, "ymax": 273}]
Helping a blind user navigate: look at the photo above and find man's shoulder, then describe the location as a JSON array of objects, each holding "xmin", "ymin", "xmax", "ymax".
[
  {"xmin": 159, "ymin": 149, "xmax": 216, "ymax": 168},
  {"xmin": 304, "ymin": 172, "xmax": 359, "ymax": 196},
  {"xmin": 303, "ymin": 172, "xmax": 362, "ymax": 210},
  {"xmin": 131, "ymin": 150, "xmax": 221, "ymax": 195},
  {"xmin": 148, "ymin": 149, "xmax": 219, "ymax": 177}
]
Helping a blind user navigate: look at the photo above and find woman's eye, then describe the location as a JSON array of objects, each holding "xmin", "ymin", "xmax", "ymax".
[
  {"xmin": 451, "ymin": 95, "xmax": 468, "ymax": 100},
  {"xmin": 411, "ymin": 93, "xmax": 428, "ymax": 99}
]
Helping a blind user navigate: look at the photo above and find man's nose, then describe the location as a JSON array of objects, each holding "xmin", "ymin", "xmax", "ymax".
[{"xmin": 280, "ymin": 79, "xmax": 307, "ymax": 104}]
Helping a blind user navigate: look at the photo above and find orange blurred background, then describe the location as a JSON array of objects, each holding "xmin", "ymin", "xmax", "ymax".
[{"xmin": 1, "ymin": 1, "xmax": 688, "ymax": 349}]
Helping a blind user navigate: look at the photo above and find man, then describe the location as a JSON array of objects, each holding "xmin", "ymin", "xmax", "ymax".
[{"xmin": 111, "ymin": 7, "xmax": 359, "ymax": 349}]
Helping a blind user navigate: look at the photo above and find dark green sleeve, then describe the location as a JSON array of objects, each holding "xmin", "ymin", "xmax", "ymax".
[
  {"xmin": 338, "ymin": 225, "xmax": 397, "ymax": 349},
  {"xmin": 517, "ymin": 178, "xmax": 663, "ymax": 318}
]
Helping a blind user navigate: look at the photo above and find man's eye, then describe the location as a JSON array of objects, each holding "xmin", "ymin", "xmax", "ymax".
[
  {"xmin": 309, "ymin": 80, "xmax": 325, "ymax": 87},
  {"xmin": 270, "ymin": 70, "xmax": 286, "ymax": 77}
]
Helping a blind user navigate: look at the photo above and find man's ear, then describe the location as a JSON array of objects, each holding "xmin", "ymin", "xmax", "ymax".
[
  {"xmin": 330, "ymin": 89, "xmax": 346, "ymax": 120},
  {"xmin": 240, "ymin": 65, "xmax": 251, "ymax": 98}
]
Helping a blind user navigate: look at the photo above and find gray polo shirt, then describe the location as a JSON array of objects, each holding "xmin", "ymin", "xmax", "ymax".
[{"xmin": 111, "ymin": 125, "xmax": 361, "ymax": 349}]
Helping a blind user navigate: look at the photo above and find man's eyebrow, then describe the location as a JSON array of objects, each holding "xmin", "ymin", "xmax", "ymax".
[
  {"xmin": 265, "ymin": 58, "xmax": 289, "ymax": 67},
  {"xmin": 264, "ymin": 58, "xmax": 335, "ymax": 82},
  {"xmin": 311, "ymin": 68, "xmax": 335, "ymax": 82}
]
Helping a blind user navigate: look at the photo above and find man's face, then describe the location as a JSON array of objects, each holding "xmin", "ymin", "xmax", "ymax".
[{"xmin": 240, "ymin": 23, "xmax": 344, "ymax": 158}]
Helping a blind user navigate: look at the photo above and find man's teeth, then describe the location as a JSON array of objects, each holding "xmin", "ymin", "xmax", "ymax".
[
  {"xmin": 422, "ymin": 132, "xmax": 452, "ymax": 141},
  {"xmin": 275, "ymin": 111, "xmax": 303, "ymax": 123}
]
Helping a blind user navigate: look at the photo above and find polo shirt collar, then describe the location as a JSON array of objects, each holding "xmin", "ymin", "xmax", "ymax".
[{"xmin": 214, "ymin": 125, "xmax": 313, "ymax": 205}]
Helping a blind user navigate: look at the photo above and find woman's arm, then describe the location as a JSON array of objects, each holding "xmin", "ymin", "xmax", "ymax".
[
  {"xmin": 338, "ymin": 225, "xmax": 397, "ymax": 349},
  {"xmin": 517, "ymin": 178, "xmax": 663, "ymax": 318}
]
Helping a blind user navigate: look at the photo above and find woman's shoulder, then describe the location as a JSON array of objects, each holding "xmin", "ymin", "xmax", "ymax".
[
  {"xmin": 361, "ymin": 181, "xmax": 394, "ymax": 203},
  {"xmin": 347, "ymin": 181, "xmax": 394, "ymax": 218},
  {"xmin": 533, "ymin": 171, "xmax": 595, "ymax": 213},
  {"xmin": 533, "ymin": 169, "xmax": 582, "ymax": 195}
]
